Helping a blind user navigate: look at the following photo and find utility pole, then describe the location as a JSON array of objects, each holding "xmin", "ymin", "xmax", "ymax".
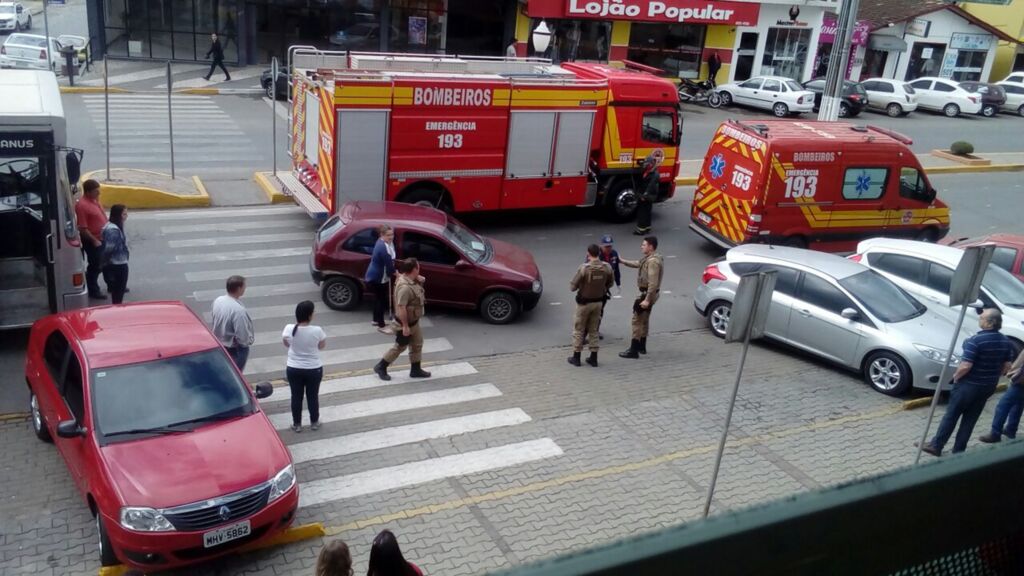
[{"xmin": 818, "ymin": 0, "xmax": 861, "ymax": 121}]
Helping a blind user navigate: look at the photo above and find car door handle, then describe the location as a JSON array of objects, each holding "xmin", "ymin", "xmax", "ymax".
[{"xmin": 798, "ymin": 308, "xmax": 812, "ymax": 317}]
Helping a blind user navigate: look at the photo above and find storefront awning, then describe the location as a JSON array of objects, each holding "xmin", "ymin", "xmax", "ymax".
[{"xmin": 868, "ymin": 35, "xmax": 908, "ymax": 52}]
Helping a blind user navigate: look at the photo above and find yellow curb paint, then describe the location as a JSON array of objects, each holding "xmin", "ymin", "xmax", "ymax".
[
  {"xmin": 97, "ymin": 565, "xmax": 129, "ymax": 576},
  {"xmin": 675, "ymin": 176, "xmax": 698, "ymax": 186},
  {"xmin": 237, "ymin": 522, "xmax": 325, "ymax": 553},
  {"xmin": 902, "ymin": 381, "xmax": 1010, "ymax": 411},
  {"xmin": 179, "ymin": 88, "xmax": 220, "ymax": 95},
  {"xmin": 324, "ymin": 403, "xmax": 905, "ymax": 536},
  {"xmin": 80, "ymin": 170, "xmax": 210, "ymax": 209},
  {"xmin": 60, "ymin": 86, "xmax": 129, "ymax": 94},
  {"xmin": 254, "ymin": 172, "xmax": 294, "ymax": 205},
  {"xmin": 191, "ymin": 175, "xmax": 210, "ymax": 201},
  {"xmin": 0, "ymin": 412, "xmax": 29, "ymax": 422}
]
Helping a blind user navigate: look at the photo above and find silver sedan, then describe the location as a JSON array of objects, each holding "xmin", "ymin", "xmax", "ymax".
[{"xmin": 693, "ymin": 245, "xmax": 971, "ymax": 396}]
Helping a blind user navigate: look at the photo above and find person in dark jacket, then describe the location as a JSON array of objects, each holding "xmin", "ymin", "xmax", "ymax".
[
  {"xmin": 203, "ymin": 33, "xmax": 231, "ymax": 81},
  {"xmin": 365, "ymin": 224, "xmax": 397, "ymax": 333},
  {"xmin": 707, "ymin": 50, "xmax": 722, "ymax": 86},
  {"xmin": 633, "ymin": 149, "xmax": 664, "ymax": 236}
]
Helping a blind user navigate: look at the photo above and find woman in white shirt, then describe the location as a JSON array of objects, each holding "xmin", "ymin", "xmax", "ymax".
[{"xmin": 282, "ymin": 300, "xmax": 327, "ymax": 433}]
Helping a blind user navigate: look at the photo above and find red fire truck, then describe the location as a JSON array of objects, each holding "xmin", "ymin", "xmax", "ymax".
[{"xmin": 281, "ymin": 49, "xmax": 681, "ymax": 221}]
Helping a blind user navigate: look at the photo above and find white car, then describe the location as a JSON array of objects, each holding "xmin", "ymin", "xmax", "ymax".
[
  {"xmin": 859, "ymin": 77, "xmax": 919, "ymax": 117},
  {"xmin": 1002, "ymin": 72, "xmax": 1024, "ymax": 85},
  {"xmin": 0, "ymin": 32, "xmax": 61, "ymax": 71},
  {"xmin": 907, "ymin": 77, "xmax": 983, "ymax": 117},
  {"xmin": 853, "ymin": 238, "xmax": 1024, "ymax": 356},
  {"xmin": 0, "ymin": 2, "xmax": 30, "ymax": 32},
  {"xmin": 715, "ymin": 75, "xmax": 815, "ymax": 118},
  {"xmin": 997, "ymin": 81, "xmax": 1024, "ymax": 116}
]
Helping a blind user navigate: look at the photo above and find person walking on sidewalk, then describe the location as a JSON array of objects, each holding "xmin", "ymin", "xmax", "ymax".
[
  {"xmin": 283, "ymin": 300, "xmax": 326, "ymax": 433},
  {"xmin": 633, "ymin": 149, "xmax": 663, "ymax": 236},
  {"xmin": 100, "ymin": 204, "xmax": 129, "ymax": 304},
  {"xmin": 979, "ymin": 348, "xmax": 1024, "ymax": 443},
  {"xmin": 569, "ymin": 244, "xmax": 614, "ymax": 367},
  {"xmin": 619, "ymin": 236, "xmax": 663, "ymax": 359},
  {"xmin": 203, "ymin": 33, "xmax": 231, "ymax": 81},
  {"xmin": 367, "ymin": 529, "xmax": 424, "ymax": 576},
  {"xmin": 920, "ymin": 309, "xmax": 1015, "ymax": 456},
  {"xmin": 365, "ymin": 224, "xmax": 396, "ymax": 333},
  {"xmin": 211, "ymin": 275, "xmax": 255, "ymax": 371},
  {"xmin": 374, "ymin": 259, "xmax": 431, "ymax": 381},
  {"xmin": 316, "ymin": 540, "xmax": 352, "ymax": 576},
  {"xmin": 75, "ymin": 179, "xmax": 107, "ymax": 299}
]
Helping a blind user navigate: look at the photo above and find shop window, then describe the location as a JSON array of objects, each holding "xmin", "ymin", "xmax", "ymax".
[
  {"xmin": 1014, "ymin": 52, "xmax": 1024, "ymax": 72},
  {"xmin": 842, "ymin": 167, "xmax": 887, "ymax": 200},
  {"xmin": 906, "ymin": 43, "xmax": 944, "ymax": 80},
  {"xmin": 527, "ymin": 19, "xmax": 610, "ymax": 62},
  {"xmin": 734, "ymin": 32, "xmax": 758, "ymax": 81},
  {"xmin": 627, "ymin": 23, "xmax": 706, "ymax": 78},
  {"xmin": 952, "ymin": 50, "xmax": 986, "ymax": 82},
  {"xmin": 641, "ymin": 112, "xmax": 675, "ymax": 146},
  {"xmin": 762, "ymin": 27, "xmax": 811, "ymax": 81},
  {"xmin": 390, "ymin": 0, "xmax": 445, "ymax": 53}
]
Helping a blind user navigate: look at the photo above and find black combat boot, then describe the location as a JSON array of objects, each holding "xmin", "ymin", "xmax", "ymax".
[
  {"xmin": 585, "ymin": 351, "xmax": 598, "ymax": 367},
  {"xmin": 409, "ymin": 362, "xmax": 431, "ymax": 378},
  {"xmin": 567, "ymin": 351, "xmax": 582, "ymax": 366},
  {"xmin": 638, "ymin": 338, "xmax": 647, "ymax": 354},
  {"xmin": 373, "ymin": 359, "xmax": 391, "ymax": 381},
  {"xmin": 619, "ymin": 339, "xmax": 640, "ymax": 359}
]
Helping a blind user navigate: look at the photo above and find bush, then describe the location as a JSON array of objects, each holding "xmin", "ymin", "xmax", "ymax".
[{"xmin": 950, "ymin": 141, "xmax": 975, "ymax": 156}]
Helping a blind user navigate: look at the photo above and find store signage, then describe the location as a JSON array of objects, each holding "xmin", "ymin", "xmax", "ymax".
[
  {"xmin": 950, "ymin": 33, "xmax": 993, "ymax": 50},
  {"xmin": 820, "ymin": 15, "xmax": 870, "ymax": 44},
  {"xmin": 906, "ymin": 18, "xmax": 931, "ymax": 37},
  {"xmin": 563, "ymin": 0, "xmax": 759, "ymax": 25}
]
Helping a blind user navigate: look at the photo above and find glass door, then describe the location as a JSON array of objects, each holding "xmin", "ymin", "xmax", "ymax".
[
  {"xmin": 763, "ymin": 27, "xmax": 811, "ymax": 80},
  {"xmin": 733, "ymin": 32, "xmax": 758, "ymax": 81}
]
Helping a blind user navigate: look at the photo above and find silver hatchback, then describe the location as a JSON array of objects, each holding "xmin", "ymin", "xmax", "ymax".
[{"xmin": 693, "ymin": 245, "xmax": 971, "ymax": 396}]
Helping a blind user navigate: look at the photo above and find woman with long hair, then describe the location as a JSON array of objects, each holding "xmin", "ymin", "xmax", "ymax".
[
  {"xmin": 364, "ymin": 224, "xmax": 396, "ymax": 333},
  {"xmin": 316, "ymin": 540, "xmax": 353, "ymax": 576},
  {"xmin": 282, "ymin": 300, "xmax": 326, "ymax": 433},
  {"xmin": 100, "ymin": 204, "xmax": 129, "ymax": 304},
  {"xmin": 367, "ymin": 530, "xmax": 422, "ymax": 576}
]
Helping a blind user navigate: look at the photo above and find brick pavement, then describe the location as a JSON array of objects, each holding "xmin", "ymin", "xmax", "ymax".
[{"xmin": 0, "ymin": 327, "xmax": 1013, "ymax": 575}]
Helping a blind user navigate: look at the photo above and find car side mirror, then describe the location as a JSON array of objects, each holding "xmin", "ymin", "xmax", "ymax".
[
  {"xmin": 66, "ymin": 151, "xmax": 81, "ymax": 185},
  {"xmin": 454, "ymin": 259, "xmax": 472, "ymax": 272},
  {"xmin": 57, "ymin": 419, "xmax": 84, "ymax": 438},
  {"xmin": 254, "ymin": 381, "xmax": 274, "ymax": 399},
  {"xmin": 841, "ymin": 308, "xmax": 859, "ymax": 320}
]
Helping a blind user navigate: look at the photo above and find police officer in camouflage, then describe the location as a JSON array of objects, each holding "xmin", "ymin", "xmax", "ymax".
[
  {"xmin": 374, "ymin": 258, "xmax": 431, "ymax": 381},
  {"xmin": 569, "ymin": 244, "xmax": 614, "ymax": 367},
  {"xmin": 620, "ymin": 236, "xmax": 663, "ymax": 359}
]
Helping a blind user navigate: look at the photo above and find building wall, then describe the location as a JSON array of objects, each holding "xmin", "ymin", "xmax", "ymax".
[
  {"xmin": 730, "ymin": 3, "xmax": 826, "ymax": 83},
  {"xmin": 871, "ymin": 9, "xmax": 999, "ymax": 82},
  {"xmin": 963, "ymin": 0, "xmax": 1024, "ymax": 80}
]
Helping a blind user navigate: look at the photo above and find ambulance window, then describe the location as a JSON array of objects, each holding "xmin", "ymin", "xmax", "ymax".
[
  {"xmin": 871, "ymin": 253, "xmax": 926, "ymax": 284},
  {"xmin": 762, "ymin": 79, "xmax": 781, "ymax": 92},
  {"xmin": 401, "ymin": 232, "xmax": 459, "ymax": 266},
  {"xmin": 641, "ymin": 112, "xmax": 675, "ymax": 145},
  {"xmin": 841, "ymin": 167, "xmax": 887, "ymax": 200},
  {"xmin": 899, "ymin": 167, "xmax": 929, "ymax": 201},
  {"xmin": 341, "ymin": 228, "xmax": 379, "ymax": 255},
  {"xmin": 797, "ymin": 274, "xmax": 855, "ymax": 316}
]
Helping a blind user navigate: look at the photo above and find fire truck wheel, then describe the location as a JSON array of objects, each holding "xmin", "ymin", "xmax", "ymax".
[
  {"xmin": 480, "ymin": 291, "xmax": 519, "ymax": 324},
  {"xmin": 321, "ymin": 276, "xmax": 361, "ymax": 311},
  {"xmin": 863, "ymin": 351, "xmax": 912, "ymax": 396},
  {"xmin": 604, "ymin": 180, "xmax": 639, "ymax": 222},
  {"xmin": 401, "ymin": 188, "xmax": 452, "ymax": 213}
]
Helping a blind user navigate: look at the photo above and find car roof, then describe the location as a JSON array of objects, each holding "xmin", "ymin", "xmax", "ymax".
[
  {"xmin": 57, "ymin": 301, "xmax": 221, "ymax": 369},
  {"xmin": 858, "ymin": 238, "xmax": 965, "ymax": 266},
  {"xmin": 342, "ymin": 200, "xmax": 448, "ymax": 230},
  {"xmin": 727, "ymin": 244, "xmax": 867, "ymax": 280},
  {"xmin": 958, "ymin": 233, "xmax": 1024, "ymax": 249},
  {"xmin": 720, "ymin": 119, "xmax": 912, "ymax": 146}
]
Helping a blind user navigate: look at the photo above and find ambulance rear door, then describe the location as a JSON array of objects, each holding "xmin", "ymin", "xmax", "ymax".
[{"xmin": 693, "ymin": 125, "xmax": 766, "ymax": 245}]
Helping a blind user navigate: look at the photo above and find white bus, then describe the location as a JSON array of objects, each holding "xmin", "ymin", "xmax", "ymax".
[{"xmin": 0, "ymin": 70, "xmax": 87, "ymax": 328}]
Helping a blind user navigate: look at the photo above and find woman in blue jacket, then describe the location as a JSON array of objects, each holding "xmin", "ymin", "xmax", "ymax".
[{"xmin": 364, "ymin": 224, "xmax": 396, "ymax": 333}]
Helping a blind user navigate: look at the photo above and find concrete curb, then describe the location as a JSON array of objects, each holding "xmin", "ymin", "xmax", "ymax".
[
  {"xmin": 0, "ymin": 413, "xmax": 29, "ymax": 423},
  {"xmin": 59, "ymin": 86, "xmax": 263, "ymax": 95},
  {"xmin": 901, "ymin": 381, "xmax": 1009, "ymax": 410},
  {"xmin": 254, "ymin": 171, "xmax": 294, "ymax": 205},
  {"xmin": 81, "ymin": 170, "xmax": 210, "ymax": 209},
  {"xmin": 59, "ymin": 86, "xmax": 130, "ymax": 94},
  {"xmin": 674, "ymin": 163, "xmax": 1024, "ymax": 187}
]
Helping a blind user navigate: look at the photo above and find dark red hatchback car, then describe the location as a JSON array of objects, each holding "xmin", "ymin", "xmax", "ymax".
[
  {"xmin": 945, "ymin": 233, "xmax": 1024, "ymax": 282},
  {"xmin": 311, "ymin": 202, "xmax": 543, "ymax": 324},
  {"xmin": 24, "ymin": 302, "xmax": 298, "ymax": 571}
]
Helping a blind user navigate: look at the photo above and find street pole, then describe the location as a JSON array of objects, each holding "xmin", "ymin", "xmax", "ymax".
[
  {"xmin": 103, "ymin": 57, "xmax": 110, "ymax": 181},
  {"xmin": 42, "ymin": 0, "xmax": 51, "ymax": 72},
  {"xmin": 271, "ymin": 56, "xmax": 279, "ymax": 176},
  {"xmin": 166, "ymin": 61, "xmax": 175, "ymax": 179},
  {"xmin": 818, "ymin": 0, "xmax": 860, "ymax": 121}
]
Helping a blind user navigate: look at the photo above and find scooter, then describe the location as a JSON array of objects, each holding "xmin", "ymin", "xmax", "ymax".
[{"xmin": 678, "ymin": 78, "xmax": 722, "ymax": 108}]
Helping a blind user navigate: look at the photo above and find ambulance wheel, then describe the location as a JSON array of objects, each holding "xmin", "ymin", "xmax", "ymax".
[
  {"xmin": 706, "ymin": 300, "xmax": 731, "ymax": 338},
  {"xmin": 772, "ymin": 102, "xmax": 790, "ymax": 118},
  {"xmin": 401, "ymin": 188, "xmax": 452, "ymax": 213},
  {"xmin": 863, "ymin": 351, "xmax": 912, "ymax": 396},
  {"xmin": 604, "ymin": 179, "xmax": 638, "ymax": 222},
  {"xmin": 718, "ymin": 91, "xmax": 733, "ymax": 106},
  {"xmin": 480, "ymin": 291, "xmax": 519, "ymax": 324},
  {"xmin": 981, "ymin": 104, "xmax": 997, "ymax": 118},
  {"xmin": 886, "ymin": 103, "xmax": 903, "ymax": 118},
  {"xmin": 321, "ymin": 276, "xmax": 361, "ymax": 311},
  {"xmin": 916, "ymin": 227, "xmax": 939, "ymax": 243},
  {"xmin": 943, "ymin": 103, "xmax": 960, "ymax": 118}
]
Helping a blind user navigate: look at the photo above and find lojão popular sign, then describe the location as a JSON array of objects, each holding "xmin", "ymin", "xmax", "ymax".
[{"xmin": 560, "ymin": 0, "xmax": 759, "ymax": 25}]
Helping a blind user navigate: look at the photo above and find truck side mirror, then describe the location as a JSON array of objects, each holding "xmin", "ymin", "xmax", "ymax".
[{"xmin": 66, "ymin": 151, "xmax": 81, "ymax": 184}]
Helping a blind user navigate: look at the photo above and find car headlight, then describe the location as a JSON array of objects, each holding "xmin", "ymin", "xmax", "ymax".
[
  {"xmin": 914, "ymin": 344, "xmax": 960, "ymax": 365},
  {"xmin": 120, "ymin": 507, "xmax": 175, "ymax": 532},
  {"xmin": 531, "ymin": 279, "xmax": 542, "ymax": 294},
  {"xmin": 267, "ymin": 464, "xmax": 296, "ymax": 503}
]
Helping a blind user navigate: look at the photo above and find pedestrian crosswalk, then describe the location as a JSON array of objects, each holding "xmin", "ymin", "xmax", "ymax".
[{"xmin": 132, "ymin": 204, "xmax": 563, "ymax": 511}]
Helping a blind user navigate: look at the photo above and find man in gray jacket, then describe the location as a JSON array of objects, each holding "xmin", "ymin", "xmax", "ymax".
[{"xmin": 211, "ymin": 275, "xmax": 255, "ymax": 371}]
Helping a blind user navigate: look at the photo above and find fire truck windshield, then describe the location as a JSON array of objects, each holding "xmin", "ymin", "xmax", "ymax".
[{"xmin": 444, "ymin": 218, "xmax": 487, "ymax": 263}]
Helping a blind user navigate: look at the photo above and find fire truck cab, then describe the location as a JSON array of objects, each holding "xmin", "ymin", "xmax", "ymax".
[{"xmin": 281, "ymin": 49, "xmax": 680, "ymax": 222}]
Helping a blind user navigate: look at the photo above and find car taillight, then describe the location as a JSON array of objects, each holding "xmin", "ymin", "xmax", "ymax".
[
  {"xmin": 849, "ymin": 94, "xmax": 861, "ymax": 102},
  {"xmin": 702, "ymin": 264, "xmax": 727, "ymax": 284},
  {"xmin": 848, "ymin": 254, "xmax": 863, "ymax": 263},
  {"xmin": 72, "ymin": 273, "xmax": 84, "ymax": 287}
]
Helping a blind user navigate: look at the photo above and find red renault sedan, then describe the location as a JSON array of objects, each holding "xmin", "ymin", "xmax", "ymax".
[
  {"xmin": 24, "ymin": 302, "xmax": 298, "ymax": 570},
  {"xmin": 311, "ymin": 201, "xmax": 543, "ymax": 324}
]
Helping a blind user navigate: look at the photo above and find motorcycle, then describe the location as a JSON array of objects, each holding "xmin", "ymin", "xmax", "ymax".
[{"xmin": 678, "ymin": 78, "xmax": 722, "ymax": 108}]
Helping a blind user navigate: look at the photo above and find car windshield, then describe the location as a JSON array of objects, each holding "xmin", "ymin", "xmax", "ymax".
[
  {"xmin": 983, "ymin": 263, "xmax": 1024, "ymax": 307},
  {"xmin": 0, "ymin": 5, "xmax": 14, "ymax": 13},
  {"xmin": 784, "ymin": 80, "xmax": 803, "ymax": 92},
  {"xmin": 839, "ymin": 270, "xmax": 926, "ymax": 323},
  {"xmin": 443, "ymin": 217, "xmax": 487, "ymax": 263},
  {"xmin": 92, "ymin": 349, "xmax": 254, "ymax": 442}
]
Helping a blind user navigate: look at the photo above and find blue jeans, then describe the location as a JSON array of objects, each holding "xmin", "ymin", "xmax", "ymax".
[
  {"xmin": 226, "ymin": 346, "xmax": 250, "ymax": 372},
  {"xmin": 989, "ymin": 383, "xmax": 1024, "ymax": 440},
  {"xmin": 930, "ymin": 383, "xmax": 995, "ymax": 453}
]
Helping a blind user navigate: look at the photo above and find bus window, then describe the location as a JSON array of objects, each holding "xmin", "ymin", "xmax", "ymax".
[{"xmin": 54, "ymin": 153, "xmax": 79, "ymax": 243}]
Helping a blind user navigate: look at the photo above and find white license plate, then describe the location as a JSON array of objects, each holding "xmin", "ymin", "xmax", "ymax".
[
  {"xmin": 203, "ymin": 520, "xmax": 251, "ymax": 548},
  {"xmin": 698, "ymin": 211, "xmax": 713, "ymax": 225}
]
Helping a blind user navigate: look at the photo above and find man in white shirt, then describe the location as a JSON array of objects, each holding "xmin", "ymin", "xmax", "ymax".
[
  {"xmin": 506, "ymin": 38, "xmax": 517, "ymax": 58},
  {"xmin": 211, "ymin": 275, "xmax": 256, "ymax": 371}
]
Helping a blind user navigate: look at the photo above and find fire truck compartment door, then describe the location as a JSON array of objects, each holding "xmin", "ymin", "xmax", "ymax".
[
  {"xmin": 506, "ymin": 112, "xmax": 556, "ymax": 178},
  {"xmin": 336, "ymin": 110, "xmax": 389, "ymax": 202},
  {"xmin": 551, "ymin": 112, "xmax": 594, "ymax": 178},
  {"xmin": 304, "ymin": 91, "xmax": 320, "ymax": 163}
]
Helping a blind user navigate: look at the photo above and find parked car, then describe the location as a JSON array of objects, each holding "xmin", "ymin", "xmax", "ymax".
[
  {"xmin": 311, "ymin": 201, "xmax": 543, "ymax": 324},
  {"xmin": 944, "ymin": 233, "xmax": 1024, "ymax": 282},
  {"xmin": 0, "ymin": 2, "xmax": 31, "ymax": 32},
  {"xmin": 907, "ymin": 77, "xmax": 982, "ymax": 117},
  {"xmin": 853, "ymin": 238, "xmax": 1024, "ymax": 356},
  {"xmin": 1002, "ymin": 72, "xmax": 1024, "ymax": 85},
  {"xmin": 329, "ymin": 22, "xmax": 384, "ymax": 50},
  {"xmin": 260, "ymin": 65, "xmax": 290, "ymax": 100},
  {"xmin": 801, "ymin": 78, "xmax": 868, "ymax": 117},
  {"xmin": 996, "ymin": 81, "xmax": 1024, "ymax": 116},
  {"xmin": 694, "ymin": 244, "xmax": 969, "ymax": 396},
  {"xmin": 0, "ymin": 32, "xmax": 61, "ymax": 70},
  {"xmin": 24, "ymin": 302, "xmax": 297, "ymax": 570},
  {"xmin": 957, "ymin": 81, "xmax": 1007, "ymax": 117},
  {"xmin": 860, "ymin": 78, "xmax": 919, "ymax": 117},
  {"xmin": 715, "ymin": 75, "xmax": 816, "ymax": 118}
]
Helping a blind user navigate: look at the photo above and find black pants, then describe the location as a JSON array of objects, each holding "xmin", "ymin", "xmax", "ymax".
[
  {"xmin": 82, "ymin": 242, "xmax": 104, "ymax": 296},
  {"xmin": 287, "ymin": 366, "xmax": 323, "ymax": 426},
  {"xmin": 206, "ymin": 59, "xmax": 230, "ymax": 79},
  {"xmin": 370, "ymin": 281, "xmax": 389, "ymax": 327},
  {"xmin": 634, "ymin": 198, "xmax": 653, "ymax": 234},
  {"xmin": 102, "ymin": 263, "xmax": 129, "ymax": 304}
]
